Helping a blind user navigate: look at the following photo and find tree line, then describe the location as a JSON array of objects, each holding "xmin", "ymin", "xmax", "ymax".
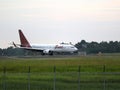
[
  {"xmin": 75, "ymin": 40, "xmax": 120, "ymax": 54},
  {"xmin": 0, "ymin": 40, "xmax": 120, "ymax": 56}
]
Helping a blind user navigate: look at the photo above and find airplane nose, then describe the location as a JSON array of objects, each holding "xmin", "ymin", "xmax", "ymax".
[{"xmin": 75, "ymin": 47, "xmax": 78, "ymax": 51}]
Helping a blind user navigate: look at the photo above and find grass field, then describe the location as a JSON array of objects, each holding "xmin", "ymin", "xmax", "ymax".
[
  {"xmin": 0, "ymin": 55, "xmax": 120, "ymax": 90},
  {"xmin": 0, "ymin": 55, "xmax": 120, "ymax": 72}
]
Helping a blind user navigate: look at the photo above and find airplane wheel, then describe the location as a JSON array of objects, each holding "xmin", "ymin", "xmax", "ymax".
[
  {"xmin": 49, "ymin": 51, "xmax": 53, "ymax": 55},
  {"xmin": 41, "ymin": 52, "xmax": 45, "ymax": 55}
]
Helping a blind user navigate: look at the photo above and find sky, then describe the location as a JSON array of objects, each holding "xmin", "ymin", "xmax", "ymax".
[{"xmin": 0, "ymin": 0, "xmax": 120, "ymax": 48}]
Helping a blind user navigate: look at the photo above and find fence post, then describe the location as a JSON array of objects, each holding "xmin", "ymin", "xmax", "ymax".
[
  {"xmin": 3, "ymin": 67, "xmax": 6, "ymax": 90},
  {"xmin": 53, "ymin": 66, "xmax": 56, "ymax": 90},
  {"xmin": 103, "ymin": 65, "xmax": 106, "ymax": 90},
  {"xmin": 28, "ymin": 66, "xmax": 30, "ymax": 90},
  {"xmin": 78, "ymin": 66, "xmax": 81, "ymax": 90}
]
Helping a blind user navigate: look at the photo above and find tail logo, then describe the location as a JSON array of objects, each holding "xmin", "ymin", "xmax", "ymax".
[{"xmin": 19, "ymin": 30, "xmax": 31, "ymax": 47}]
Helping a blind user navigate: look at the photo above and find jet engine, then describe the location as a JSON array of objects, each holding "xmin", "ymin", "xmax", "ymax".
[
  {"xmin": 43, "ymin": 49, "xmax": 53, "ymax": 55},
  {"xmin": 43, "ymin": 49, "xmax": 50, "ymax": 54}
]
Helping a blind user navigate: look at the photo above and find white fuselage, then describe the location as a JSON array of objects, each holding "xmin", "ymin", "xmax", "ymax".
[{"xmin": 31, "ymin": 43, "xmax": 78, "ymax": 53}]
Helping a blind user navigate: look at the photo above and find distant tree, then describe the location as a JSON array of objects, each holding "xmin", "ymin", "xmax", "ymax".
[
  {"xmin": 2, "ymin": 47, "xmax": 25, "ymax": 56},
  {"xmin": 87, "ymin": 41, "xmax": 99, "ymax": 53},
  {"xmin": 75, "ymin": 40, "xmax": 87, "ymax": 51},
  {"xmin": 108, "ymin": 41, "xmax": 120, "ymax": 53},
  {"xmin": 0, "ymin": 48, "xmax": 3, "ymax": 56},
  {"xmin": 99, "ymin": 41, "xmax": 108, "ymax": 53},
  {"xmin": 75, "ymin": 40, "xmax": 120, "ymax": 54}
]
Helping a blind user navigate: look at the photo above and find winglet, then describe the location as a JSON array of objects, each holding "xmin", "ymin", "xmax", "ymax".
[
  {"xmin": 18, "ymin": 29, "xmax": 31, "ymax": 47},
  {"xmin": 12, "ymin": 42, "xmax": 17, "ymax": 47}
]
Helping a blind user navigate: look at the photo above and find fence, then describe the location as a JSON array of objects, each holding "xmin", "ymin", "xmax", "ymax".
[{"xmin": 0, "ymin": 66, "xmax": 120, "ymax": 90}]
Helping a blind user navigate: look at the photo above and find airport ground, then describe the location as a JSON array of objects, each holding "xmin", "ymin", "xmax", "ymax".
[{"xmin": 0, "ymin": 53, "xmax": 120, "ymax": 90}]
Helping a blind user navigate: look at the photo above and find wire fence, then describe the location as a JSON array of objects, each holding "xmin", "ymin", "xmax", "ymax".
[{"xmin": 0, "ymin": 66, "xmax": 120, "ymax": 90}]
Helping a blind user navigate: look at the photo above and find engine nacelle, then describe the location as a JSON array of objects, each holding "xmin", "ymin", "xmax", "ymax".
[
  {"xmin": 42, "ymin": 49, "xmax": 53, "ymax": 55},
  {"xmin": 43, "ymin": 49, "xmax": 50, "ymax": 54}
]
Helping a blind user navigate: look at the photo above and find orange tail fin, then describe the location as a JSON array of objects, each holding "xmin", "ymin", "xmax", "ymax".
[{"xmin": 18, "ymin": 29, "xmax": 31, "ymax": 47}]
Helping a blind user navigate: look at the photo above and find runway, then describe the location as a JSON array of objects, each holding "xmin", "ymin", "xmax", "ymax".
[{"xmin": 16, "ymin": 54, "xmax": 80, "ymax": 59}]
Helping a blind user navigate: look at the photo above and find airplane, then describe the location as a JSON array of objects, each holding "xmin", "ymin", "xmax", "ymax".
[{"xmin": 13, "ymin": 30, "xmax": 78, "ymax": 55}]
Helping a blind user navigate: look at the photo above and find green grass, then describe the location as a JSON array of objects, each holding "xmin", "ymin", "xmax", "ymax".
[
  {"xmin": 0, "ymin": 55, "xmax": 120, "ymax": 72},
  {"xmin": 0, "ymin": 55, "xmax": 120, "ymax": 90}
]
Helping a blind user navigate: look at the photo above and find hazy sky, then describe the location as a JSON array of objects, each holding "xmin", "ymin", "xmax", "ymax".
[{"xmin": 0, "ymin": 0, "xmax": 120, "ymax": 48}]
